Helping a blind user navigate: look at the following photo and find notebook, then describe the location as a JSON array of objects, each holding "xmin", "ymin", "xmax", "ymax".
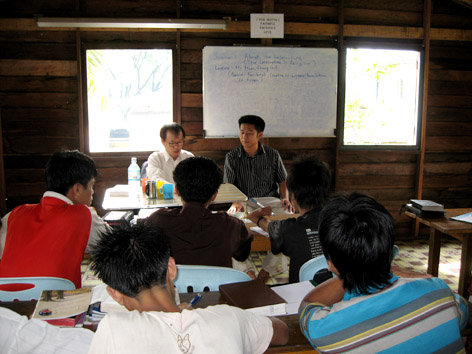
[{"xmin": 219, "ymin": 280, "xmax": 287, "ymax": 316}]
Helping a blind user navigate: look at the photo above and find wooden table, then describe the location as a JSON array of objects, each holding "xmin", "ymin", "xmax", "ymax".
[
  {"xmin": 405, "ymin": 208, "xmax": 472, "ymax": 298},
  {"xmin": 0, "ymin": 291, "xmax": 315, "ymax": 354},
  {"xmin": 102, "ymin": 183, "xmax": 247, "ymax": 210}
]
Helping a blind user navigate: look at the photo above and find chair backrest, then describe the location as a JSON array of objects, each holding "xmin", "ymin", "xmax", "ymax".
[
  {"xmin": 299, "ymin": 255, "xmax": 331, "ymax": 282},
  {"xmin": 174, "ymin": 265, "xmax": 252, "ymax": 293},
  {"xmin": 0, "ymin": 277, "xmax": 76, "ymax": 301},
  {"xmin": 141, "ymin": 161, "xmax": 148, "ymax": 179},
  {"xmin": 299, "ymin": 245, "xmax": 400, "ymax": 283}
]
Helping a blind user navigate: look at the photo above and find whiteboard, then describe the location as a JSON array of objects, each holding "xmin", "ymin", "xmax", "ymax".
[{"xmin": 203, "ymin": 46, "xmax": 338, "ymax": 138}]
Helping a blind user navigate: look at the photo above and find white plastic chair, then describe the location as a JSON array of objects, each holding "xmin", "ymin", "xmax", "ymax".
[
  {"xmin": 0, "ymin": 277, "xmax": 76, "ymax": 301},
  {"xmin": 174, "ymin": 265, "xmax": 252, "ymax": 293}
]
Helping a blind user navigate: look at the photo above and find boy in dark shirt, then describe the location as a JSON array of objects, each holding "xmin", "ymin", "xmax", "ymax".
[{"xmin": 248, "ymin": 155, "xmax": 331, "ymax": 283}]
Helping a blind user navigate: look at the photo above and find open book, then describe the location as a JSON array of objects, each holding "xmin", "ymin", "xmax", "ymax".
[
  {"xmin": 219, "ymin": 280, "xmax": 287, "ymax": 316},
  {"xmin": 32, "ymin": 288, "xmax": 92, "ymax": 327}
]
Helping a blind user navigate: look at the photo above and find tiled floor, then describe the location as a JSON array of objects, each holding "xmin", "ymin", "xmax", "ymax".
[{"xmin": 83, "ymin": 236, "xmax": 463, "ymax": 293}]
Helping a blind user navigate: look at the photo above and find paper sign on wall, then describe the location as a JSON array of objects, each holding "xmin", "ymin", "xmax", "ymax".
[{"xmin": 250, "ymin": 14, "xmax": 284, "ymax": 38}]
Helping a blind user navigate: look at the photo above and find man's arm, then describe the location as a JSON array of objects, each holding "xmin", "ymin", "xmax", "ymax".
[
  {"xmin": 269, "ymin": 317, "xmax": 289, "ymax": 345},
  {"xmin": 247, "ymin": 207, "xmax": 272, "ymax": 232},
  {"xmin": 278, "ymin": 181, "xmax": 294, "ymax": 213},
  {"xmin": 86, "ymin": 208, "xmax": 111, "ymax": 253},
  {"xmin": 299, "ymin": 277, "xmax": 345, "ymax": 312}
]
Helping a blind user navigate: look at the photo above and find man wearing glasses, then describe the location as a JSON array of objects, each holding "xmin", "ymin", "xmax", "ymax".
[{"xmin": 146, "ymin": 123, "xmax": 194, "ymax": 184}]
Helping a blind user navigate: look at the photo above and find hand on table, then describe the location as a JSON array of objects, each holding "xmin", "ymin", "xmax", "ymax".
[
  {"xmin": 228, "ymin": 201, "xmax": 245, "ymax": 213},
  {"xmin": 247, "ymin": 206, "xmax": 273, "ymax": 224},
  {"xmin": 280, "ymin": 198, "xmax": 295, "ymax": 213}
]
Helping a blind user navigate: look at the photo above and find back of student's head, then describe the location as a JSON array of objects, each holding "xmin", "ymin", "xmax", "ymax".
[
  {"xmin": 45, "ymin": 150, "xmax": 97, "ymax": 195},
  {"xmin": 238, "ymin": 115, "xmax": 265, "ymax": 133},
  {"xmin": 319, "ymin": 192, "xmax": 395, "ymax": 295},
  {"xmin": 173, "ymin": 156, "xmax": 223, "ymax": 204},
  {"xmin": 160, "ymin": 123, "xmax": 186, "ymax": 140},
  {"xmin": 90, "ymin": 222, "xmax": 170, "ymax": 298},
  {"xmin": 286, "ymin": 155, "xmax": 331, "ymax": 210}
]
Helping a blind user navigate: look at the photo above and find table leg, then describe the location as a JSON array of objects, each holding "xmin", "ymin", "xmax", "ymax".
[
  {"xmin": 458, "ymin": 235, "xmax": 472, "ymax": 299},
  {"xmin": 427, "ymin": 228, "xmax": 441, "ymax": 277}
]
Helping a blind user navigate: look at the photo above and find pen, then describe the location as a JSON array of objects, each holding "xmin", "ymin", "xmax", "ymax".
[
  {"xmin": 250, "ymin": 197, "xmax": 276, "ymax": 216},
  {"xmin": 184, "ymin": 293, "xmax": 202, "ymax": 309}
]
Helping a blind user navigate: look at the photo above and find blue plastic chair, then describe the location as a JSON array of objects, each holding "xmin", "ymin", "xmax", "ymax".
[
  {"xmin": 0, "ymin": 277, "xmax": 76, "ymax": 301},
  {"xmin": 174, "ymin": 265, "xmax": 252, "ymax": 293},
  {"xmin": 299, "ymin": 245, "xmax": 401, "ymax": 282},
  {"xmin": 299, "ymin": 255, "xmax": 331, "ymax": 282}
]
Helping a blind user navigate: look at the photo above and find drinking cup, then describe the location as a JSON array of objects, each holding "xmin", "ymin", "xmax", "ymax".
[{"xmin": 161, "ymin": 184, "xmax": 174, "ymax": 200}]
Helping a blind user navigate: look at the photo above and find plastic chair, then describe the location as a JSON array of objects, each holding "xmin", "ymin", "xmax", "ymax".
[
  {"xmin": 141, "ymin": 161, "xmax": 148, "ymax": 179},
  {"xmin": 299, "ymin": 245, "xmax": 401, "ymax": 282},
  {"xmin": 299, "ymin": 255, "xmax": 331, "ymax": 282},
  {"xmin": 174, "ymin": 265, "xmax": 252, "ymax": 293},
  {"xmin": 0, "ymin": 277, "xmax": 76, "ymax": 301}
]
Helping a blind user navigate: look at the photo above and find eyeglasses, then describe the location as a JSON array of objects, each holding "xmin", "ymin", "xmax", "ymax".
[{"xmin": 168, "ymin": 141, "xmax": 184, "ymax": 147}]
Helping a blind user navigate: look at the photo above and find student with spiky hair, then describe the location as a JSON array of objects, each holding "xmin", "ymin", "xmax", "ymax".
[{"xmin": 89, "ymin": 223, "xmax": 288, "ymax": 354}]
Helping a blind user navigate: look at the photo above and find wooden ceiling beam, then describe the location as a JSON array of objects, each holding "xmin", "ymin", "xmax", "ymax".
[{"xmin": 0, "ymin": 18, "xmax": 471, "ymax": 41}]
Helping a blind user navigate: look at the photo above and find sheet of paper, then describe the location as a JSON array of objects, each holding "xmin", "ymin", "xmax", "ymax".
[
  {"xmin": 451, "ymin": 212, "xmax": 472, "ymax": 224},
  {"xmin": 272, "ymin": 281, "xmax": 315, "ymax": 315}
]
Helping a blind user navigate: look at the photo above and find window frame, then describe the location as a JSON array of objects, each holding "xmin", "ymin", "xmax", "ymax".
[
  {"xmin": 80, "ymin": 42, "xmax": 178, "ymax": 157},
  {"xmin": 340, "ymin": 41, "xmax": 425, "ymax": 151}
]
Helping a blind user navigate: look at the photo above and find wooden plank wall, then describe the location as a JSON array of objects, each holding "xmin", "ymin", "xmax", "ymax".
[{"xmin": 0, "ymin": 0, "xmax": 471, "ymax": 239}]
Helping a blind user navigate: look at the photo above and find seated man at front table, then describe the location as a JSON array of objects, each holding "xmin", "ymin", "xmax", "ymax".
[
  {"xmin": 248, "ymin": 155, "xmax": 331, "ymax": 283},
  {"xmin": 0, "ymin": 150, "xmax": 110, "ymax": 288},
  {"xmin": 146, "ymin": 123, "xmax": 194, "ymax": 183},
  {"xmin": 88, "ymin": 223, "xmax": 288, "ymax": 354},
  {"xmin": 299, "ymin": 193, "xmax": 469, "ymax": 353},
  {"xmin": 147, "ymin": 156, "xmax": 253, "ymax": 269},
  {"xmin": 224, "ymin": 115, "xmax": 293, "ymax": 213}
]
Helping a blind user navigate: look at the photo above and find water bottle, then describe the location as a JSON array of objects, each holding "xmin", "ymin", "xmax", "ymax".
[{"xmin": 128, "ymin": 157, "xmax": 141, "ymax": 198}]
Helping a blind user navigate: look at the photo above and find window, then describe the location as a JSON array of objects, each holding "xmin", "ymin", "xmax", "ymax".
[
  {"xmin": 85, "ymin": 48, "xmax": 173, "ymax": 153},
  {"xmin": 343, "ymin": 48, "xmax": 422, "ymax": 147}
]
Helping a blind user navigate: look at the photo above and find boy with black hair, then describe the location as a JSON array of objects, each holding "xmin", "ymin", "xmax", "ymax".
[
  {"xmin": 299, "ymin": 193, "xmax": 469, "ymax": 353},
  {"xmin": 88, "ymin": 222, "xmax": 288, "ymax": 354},
  {"xmin": 248, "ymin": 155, "xmax": 331, "ymax": 283},
  {"xmin": 146, "ymin": 123, "xmax": 194, "ymax": 183},
  {"xmin": 147, "ymin": 156, "xmax": 252, "ymax": 268},
  {"xmin": 0, "ymin": 150, "xmax": 109, "ymax": 288}
]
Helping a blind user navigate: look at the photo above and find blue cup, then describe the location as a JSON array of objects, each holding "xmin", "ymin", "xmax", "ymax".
[{"xmin": 161, "ymin": 184, "xmax": 174, "ymax": 200}]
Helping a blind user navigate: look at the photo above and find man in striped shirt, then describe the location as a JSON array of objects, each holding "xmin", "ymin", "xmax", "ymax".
[
  {"xmin": 299, "ymin": 193, "xmax": 469, "ymax": 353},
  {"xmin": 224, "ymin": 115, "xmax": 292, "ymax": 213}
]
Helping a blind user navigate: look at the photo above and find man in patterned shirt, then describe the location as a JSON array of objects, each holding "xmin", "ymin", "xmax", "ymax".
[{"xmin": 224, "ymin": 115, "xmax": 293, "ymax": 213}]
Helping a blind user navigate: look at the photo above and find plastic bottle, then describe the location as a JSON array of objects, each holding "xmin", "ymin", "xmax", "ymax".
[{"xmin": 128, "ymin": 157, "xmax": 141, "ymax": 198}]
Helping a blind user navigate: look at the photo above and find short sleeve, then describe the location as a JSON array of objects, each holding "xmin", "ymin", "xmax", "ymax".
[
  {"xmin": 223, "ymin": 152, "xmax": 236, "ymax": 184},
  {"xmin": 88, "ymin": 315, "xmax": 115, "ymax": 354},
  {"xmin": 230, "ymin": 307, "xmax": 274, "ymax": 354}
]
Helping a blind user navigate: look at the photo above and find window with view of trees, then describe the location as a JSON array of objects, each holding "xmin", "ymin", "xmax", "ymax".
[
  {"xmin": 86, "ymin": 48, "xmax": 173, "ymax": 153},
  {"xmin": 343, "ymin": 48, "xmax": 421, "ymax": 147}
]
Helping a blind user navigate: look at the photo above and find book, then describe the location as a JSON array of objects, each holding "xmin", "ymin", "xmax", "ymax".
[
  {"xmin": 272, "ymin": 281, "xmax": 315, "ymax": 315},
  {"xmin": 32, "ymin": 288, "xmax": 92, "ymax": 327},
  {"xmin": 219, "ymin": 280, "xmax": 287, "ymax": 316},
  {"xmin": 450, "ymin": 212, "xmax": 472, "ymax": 224},
  {"xmin": 405, "ymin": 204, "xmax": 445, "ymax": 218},
  {"xmin": 410, "ymin": 199, "xmax": 444, "ymax": 212}
]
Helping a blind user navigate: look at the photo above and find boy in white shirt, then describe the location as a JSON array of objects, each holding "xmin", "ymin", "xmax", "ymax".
[{"xmin": 88, "ymin": 223, "xmax": 288, "ymax": 354}]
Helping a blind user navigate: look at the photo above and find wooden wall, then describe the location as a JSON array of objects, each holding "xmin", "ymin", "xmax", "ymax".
[{"xmin": 1, "ymin": 0, "xmax": 471, "ymax": 239}]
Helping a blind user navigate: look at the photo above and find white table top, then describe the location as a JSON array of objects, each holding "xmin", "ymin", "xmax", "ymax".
[{"xmin": 102, "ymin": 183, "xmax": 247, "ymax": 211}]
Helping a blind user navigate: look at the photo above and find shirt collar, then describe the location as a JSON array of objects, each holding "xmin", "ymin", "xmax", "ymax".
[
  {"xmin": 238, "ymin": 143, "xmax": 265, "ymax": 157},
  {"xmin": 163, "ymin": 149, "xmax": 181, "ymax": 163},
  {"xmin": 343, "ymin": 274, "xmax": 399, "ymax": 301},
  {"xmin": 43, "ymin": 191, "xmax": 74, "ymax": 205}
]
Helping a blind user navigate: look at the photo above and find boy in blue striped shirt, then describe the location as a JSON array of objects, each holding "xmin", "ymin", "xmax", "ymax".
[{"xmin": 299, "ymin": 193, "xmax": 469, "ymax": 353}]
